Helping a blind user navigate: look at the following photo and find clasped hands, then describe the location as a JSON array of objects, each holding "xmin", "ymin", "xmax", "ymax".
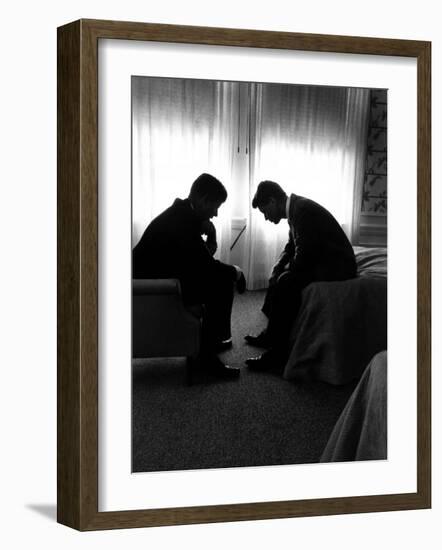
[
  {"xmin": 201, "ymin": 220, "xmax": 246, "ymax": 293},
  {"xmin": 201, "ymin": 220, "xmax": 218, "ymax": 256}
]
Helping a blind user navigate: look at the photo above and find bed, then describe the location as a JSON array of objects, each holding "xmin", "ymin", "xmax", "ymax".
[
  {"xmin": 320, "ymin": 350, "xmax": 387, "ymax": 462},
  {"xmin": 282, "ymin": 246, "xmax": 387, "ymax": 385}
]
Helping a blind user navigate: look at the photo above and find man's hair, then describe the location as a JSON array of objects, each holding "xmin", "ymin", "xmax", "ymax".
[
  {"xmin": 252, "ymin": 180, "xmax": 287, "ymax": 209},
  {"xmin": 189, "ymin": 173, "xmax": 227, "ymax": 203}
]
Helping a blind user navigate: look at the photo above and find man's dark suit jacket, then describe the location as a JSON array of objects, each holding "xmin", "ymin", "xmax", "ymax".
[
  {"xmin": 273, "ymin": 194, "xmax": 356, "ymax": 281},
  {"xmin": 132, "ymin": 198, "xmax": 236, "ymax": 304}
]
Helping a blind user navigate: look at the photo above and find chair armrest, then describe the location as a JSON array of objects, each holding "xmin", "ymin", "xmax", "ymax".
[
  {"xmin": 132, "ymin": 278, "xmax": 201, "ymax": 359},
  {"xmin": 133, "ymin": 278, "xmax": 181, "ymax": 296}
]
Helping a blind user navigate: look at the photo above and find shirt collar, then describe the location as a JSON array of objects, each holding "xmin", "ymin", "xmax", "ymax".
[{"xmin": 285, "ymin": 195, "xmax": 291, "ymax": 219}]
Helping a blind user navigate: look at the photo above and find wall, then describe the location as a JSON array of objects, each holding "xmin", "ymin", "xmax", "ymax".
[
  {"xmin": 360, "ymin": 89, "xmax": 388, "ymax": 246},
  {"xmin": 362, "ymin": 89, "xmax": 388, "ymax": 215},
  {"xmin": 1, "ymin": 1, "xmax": 440, "ymax": 549}
]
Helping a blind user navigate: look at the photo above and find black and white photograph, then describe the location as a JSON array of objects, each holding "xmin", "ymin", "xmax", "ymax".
[
  {"xmin": 131, "ymin": 75, "xmax": 388, "ymax": 473},
  {"xmin": 2, "ymin": 0, "xmax": 437, "ymax": 543}
]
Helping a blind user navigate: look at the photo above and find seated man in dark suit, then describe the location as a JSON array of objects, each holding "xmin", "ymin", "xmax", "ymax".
[
  {"xmin": 245, "ymin": 180, "xmax": 357, "ymax": 372},
  {"xmin": 133, "ymin": 173, "xmax": 246, "ymax": 378}
]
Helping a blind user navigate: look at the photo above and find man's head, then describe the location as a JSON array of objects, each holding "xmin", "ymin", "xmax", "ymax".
[
  {"xmin": 188, "ymin": 173, "xmax": 227, "ymax": 221},
  {"xmin": 252, "ymin": 180, "xmax": 288, "ymax": 224}
]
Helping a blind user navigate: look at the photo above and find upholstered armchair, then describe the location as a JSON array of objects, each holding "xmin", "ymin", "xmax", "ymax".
[{"xmin": 132, "ymin": 279, "xmax": 201, "ymax": 381}]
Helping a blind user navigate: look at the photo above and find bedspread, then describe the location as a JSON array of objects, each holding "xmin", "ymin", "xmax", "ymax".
[
  {"xmin": 354, "ymin": 246, "xmax": 387, "ymax": 278},
  {"xmin": 282, "ymin": 246, "xmax": 387, "ymax": 385},
  {"xmin": 320, "ymin": 351, "xmax": 387, "ymax": 462}
]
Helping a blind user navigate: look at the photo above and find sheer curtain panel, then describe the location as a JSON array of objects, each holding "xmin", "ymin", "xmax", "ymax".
[
  {"xmin": 246, "ymin": 84, "xmax": 370, "ymax": 289},
  {"xmin": 132, "ymin": 77, "xmax": 238, "ymax": 263}
]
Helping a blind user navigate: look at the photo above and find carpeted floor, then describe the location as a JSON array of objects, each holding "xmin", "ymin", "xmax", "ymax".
[{"xmin": 132, "ymin": 290, "xmax": 357, "ymax": 472}]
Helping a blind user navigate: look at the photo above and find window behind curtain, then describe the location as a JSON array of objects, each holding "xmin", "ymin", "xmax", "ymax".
[
  {"xmin": 246, "ymin": 83, "xmax": 369, "ymax": 289},
  {"xmin": 131, "ymin": 77, "xmax": 369, "ymax": 288},
  {"xmin": 132, "ymin": 76, "xmax": 238, "ymax": 262}
]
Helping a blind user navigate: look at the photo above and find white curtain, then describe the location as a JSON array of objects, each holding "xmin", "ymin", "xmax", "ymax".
[
  {"xmin": 341, "ymin": 88, "xmax": 371, "ymax": 244},
  {"xmin": 132, "ymin": 77, "xmax": 238, "ymax": 263},
  {"xmin": 246, "ymin": 83, "xmax": 370, "ymax": 289}
]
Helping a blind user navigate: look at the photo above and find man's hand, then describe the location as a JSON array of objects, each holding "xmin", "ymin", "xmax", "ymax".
[
  {"xmin": 201, "ymin": 220, "xmax": 217, "ymax": 256},
  {"xmin": 269, "ymin": 269, "xmax": 282, "ymax": 287},
  {"xmin": 200, "ymin": 220, "xmax": 216, "ymax": 238},
  {"xmin": 236, "ymin": 270, "xmax": 246, "ymax": 294},
  {"xmin": 270, "ymin": 266, "xmax": 293, "ymax": 287}
]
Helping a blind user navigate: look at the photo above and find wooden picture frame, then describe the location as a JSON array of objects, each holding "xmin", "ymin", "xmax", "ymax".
[{"xmin": 57, "ymin": 18, "xmax": 431, "ymax": 530}]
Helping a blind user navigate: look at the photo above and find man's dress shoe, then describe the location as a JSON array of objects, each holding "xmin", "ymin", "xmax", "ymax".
[
  {"xmin": 245, "ymin": 350, "xmax": 281, "ymax": 372},
  {"xmin": 209, "ymin": 355, "xmax": 240, "ymax": 378},
  {"xmin": 244, "ymin": 330, "xmax": 271, "ymax": 348},
  {"xmin": 213, "ymin": 337, "xmax": 233, "ymax": 352}
]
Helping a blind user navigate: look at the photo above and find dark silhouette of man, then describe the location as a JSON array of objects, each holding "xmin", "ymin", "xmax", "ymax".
[
  {"xmin": 245, "ymin": 180, "xmax": 357, "ymax": 372},
  {"xmin": 133, "ymin": 173, "xmax": 246, "ymax": 378}
]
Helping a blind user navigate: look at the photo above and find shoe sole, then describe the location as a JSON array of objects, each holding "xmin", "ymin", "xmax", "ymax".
[{"xmin": 244, "ymin": 339, "xmax": 270, "ymax": 348}]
